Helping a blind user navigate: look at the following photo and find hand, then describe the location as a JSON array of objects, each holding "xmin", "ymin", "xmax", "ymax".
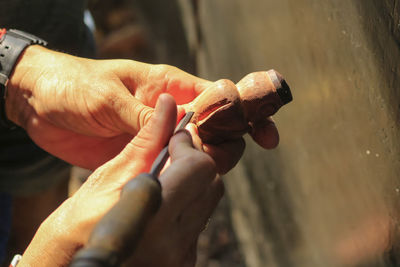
[
  {"xmin": 6, "ymin": 46, "xmax": 212, "ymax": 170},
  {"xmin": 126, "ymin": 130, "xmax": 223, "ymax": 267},
  {"xmin": 18, "ymin": 94, "xmax": 224, "ymax": 267},
  {"xmin": 6, "ymin": 46, "xmax": 277, "ymax": 172}
]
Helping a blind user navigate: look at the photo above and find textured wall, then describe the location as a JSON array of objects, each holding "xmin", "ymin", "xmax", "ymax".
[{"xmin": 194, "ymin": 1, "xmax": 400, "ymax": 266}]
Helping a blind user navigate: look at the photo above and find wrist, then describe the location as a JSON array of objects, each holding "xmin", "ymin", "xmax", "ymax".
[
  {"xmin": 5, "ymin": 45, "xmax": 48, "ymax": 127},
  {"xmin": 0, "ymin": 29, "xmax": 47, "ymax": 129}
]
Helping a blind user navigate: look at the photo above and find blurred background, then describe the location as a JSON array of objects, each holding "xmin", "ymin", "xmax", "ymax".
[
  {"xmin": 86, "ymin": 0, "xmax": 400, "ymax": 266},
  {"xmin": 8, "ymin": 0, "xmax": 400, "ymax": 266}
]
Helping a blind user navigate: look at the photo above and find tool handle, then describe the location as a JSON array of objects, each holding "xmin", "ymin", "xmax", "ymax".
[{"xmin": 70, "ymin": 173, "xmax": 162, "ymax": 267}]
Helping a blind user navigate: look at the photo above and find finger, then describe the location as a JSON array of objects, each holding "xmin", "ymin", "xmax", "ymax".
[
  {"xmin": 185, "ymin": 122, "xmax": 245, "ymax": 174},
  {"xmin": 161, "ymin": 66, "xmax": 213, "ymax": 103},
  {"xmin": 186, "ymin": 122, "xmax": 244, "ymax": 174},
  {"xmin": 107, "ymin": 61, "xmax": 212, "ymax": 134},
  {"xmin": 116, "ymin": 94, "xmax": 154, "ymax": 136},
  {"xmin": 152, "ymin": 127, "xmax": 195, "ymax": 177},
  {"xmin": 203, "ymin": 138, "xmax": 245, "ymax": 175},
  {"xmin": 136, "ymin": 64, "xmax": 213, "ymax": 106},
  {"xmin": 98, "ymin": 60, "xmax": 156, "ymax": 134},
  {"xmin": 249, "ymin": 116, "xmax": 279, "ymax": 149},
  {"xmin": 25, "ymin": 110, "xmax": 135, "ymax": 170},
  {"xmin": 179, "ymin": 176, "xmax": 224, "ymax": 238},
  {"xmin": 168, "ymin": 129, "xmax": 195, "ymax": 160},
  {"xmin": 159, "ymin": 134, "xmax": 217, "ymax": 217},
  {"xmin": 186, "ymin": 123, "xmax": 203, "ymax": 151},
  {"xmin": 115, "ymin": 93, "xmax": 177, "ymax": 173},
  {"xmin": 182, "ymin": 241, "xmax": 198, "ymax": 267}
]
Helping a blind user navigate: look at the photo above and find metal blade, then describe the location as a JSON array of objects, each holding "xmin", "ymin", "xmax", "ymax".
[{"xmin": 149, "ymin": 111, "xmax": 194, "ymax": 177}]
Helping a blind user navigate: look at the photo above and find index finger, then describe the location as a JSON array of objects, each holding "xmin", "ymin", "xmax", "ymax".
[
  {"xmin": 138, "ymin": 65, "xmax": 213, "ymax": 106},
  {"xmin": 159, "ymin": 130, "xmax": 217, "ymax": 217},
  {"xmin": 168, "ymin": 130, "xmax": 195, "ymax": 161}
]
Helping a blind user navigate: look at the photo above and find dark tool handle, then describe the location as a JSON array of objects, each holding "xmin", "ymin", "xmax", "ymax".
[{"xmin": 70, "ymin": 173, "xmax": 162, "ymax": 267}]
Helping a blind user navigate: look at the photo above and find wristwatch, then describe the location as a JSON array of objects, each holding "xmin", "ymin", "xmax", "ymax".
[{"xmin": 0, "ymin": 29, "xmax": 47, "ymax": 129}]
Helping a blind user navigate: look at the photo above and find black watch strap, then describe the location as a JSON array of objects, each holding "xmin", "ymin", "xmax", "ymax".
[{"xmin": 0, "ymin": 29, "xmax": 47, "ymax": 129}]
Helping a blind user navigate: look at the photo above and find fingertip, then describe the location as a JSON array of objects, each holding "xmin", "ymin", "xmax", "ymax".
[
  {"xmin": 144, "ymin": 93, "xmax": 177, "ymax": 138},
  {"xmin": 250, "ymin": 118, "xmax": 280, "ymax": 149},
  {"xmin": 172, "ymin": 129, "xmax": 193, "ymax": 145},
  {"xmin": 203, "ymin": 137, "xmax": 245, "ymax": 175},
  {"xmin": 186, "ymin": 122, "xmax": 198, "ymax": 134},
  {"xmin": 158, "ymin": 92, "xmax": 174, "ymax": 103},
  {"xmin": 169, "ymin": 129, "xmax": 194, "ymax": 158},
  {"xmin": 155, "ymin": 93, "xmax": 177, "ymax": 116},
  {"xmin": 124, "ymin": 93, "xmax": 177, "ymax": 169},
  {"xmin": 186, "ymin": 123, "xmax": 203, "ymax": 151},
  {"xmin": 176, "ymin": 105, "xmax": 187, "ymax": 121}
]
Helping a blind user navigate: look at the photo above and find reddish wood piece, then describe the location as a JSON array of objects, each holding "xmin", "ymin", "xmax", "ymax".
[{"xmin": 183, "ymin": 70, "xmax": 292, "ymax": 144}]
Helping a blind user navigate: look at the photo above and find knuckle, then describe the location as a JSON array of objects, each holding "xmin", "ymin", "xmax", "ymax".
[
  {"xmin": 137, "ymin": 106, "xmax": 153, "ymax": 128},
  {"xmin": 153, "ymin": 64, "xmax": 176, "ymax": 75},
  {"xmin": 104, "ymin": 89, "xmax": 118, "ymax": 105},
  {"xmin": 100, "ymin": 82, "xmax": 120, "ymax": 106}
]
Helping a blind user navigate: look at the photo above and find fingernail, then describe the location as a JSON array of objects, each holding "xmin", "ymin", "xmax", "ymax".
[
  {"xmin": 154, "ymin": 94, "xmax": 166, "ymax": 114},
  {"xmin": 174, "ymin": 129, "xmax": 192, "ymax": 138},
  {"xmin": 186, "ymin": 124, "xmax": 203, "ymax": 151},
  {"xmin": 173, "ymin": 129, "xmax": 194, "ymax": 148}
]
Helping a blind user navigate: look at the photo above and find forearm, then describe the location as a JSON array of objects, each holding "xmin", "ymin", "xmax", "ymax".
[
  {"xmin": 18, "ymin": 200, "xmax": 84, "ymax": 267},
  {"xmin": 19, "ymin": 232, "xmax": 73, "ymax": 267}
]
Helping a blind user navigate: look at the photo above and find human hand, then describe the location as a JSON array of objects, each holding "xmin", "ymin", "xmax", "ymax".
[
  {"xmin": 6, "ymin": 46, "xmax": 278, "ymax": 172},
  {"xmin": 6, "ymin": 46, "xmax": 213, "ymax": 170},
  {"xmin": 18, "ymin": 94, "xmax": 224, "ymax": 267}
]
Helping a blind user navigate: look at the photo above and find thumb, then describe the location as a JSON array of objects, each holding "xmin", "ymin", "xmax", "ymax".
[{"xmin": 117, "ymin": 94, "xmax": 177, "ymax": 173}]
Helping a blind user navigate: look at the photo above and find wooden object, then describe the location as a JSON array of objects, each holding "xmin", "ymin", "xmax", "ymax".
[{"xmin": 183, "ymin": 70, "xmax": 292, "ymax": 144}]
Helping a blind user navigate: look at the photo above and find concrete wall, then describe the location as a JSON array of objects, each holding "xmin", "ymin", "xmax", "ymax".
[{"xmin": 192, "ymin": 1, "xmax": 400, "ymax": 266}]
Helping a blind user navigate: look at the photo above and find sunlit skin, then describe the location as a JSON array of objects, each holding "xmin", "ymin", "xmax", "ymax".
[
  {"xmin": 6, "ymin": 46, "xmax": 279, "ymax": 173},
  {"xmin": 5, "ymin": 46, "xmax": 281, "ymax": 266},
  {"xmin": 18, "ymin": 95, "xmax": 224, "ymax": 267}
]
